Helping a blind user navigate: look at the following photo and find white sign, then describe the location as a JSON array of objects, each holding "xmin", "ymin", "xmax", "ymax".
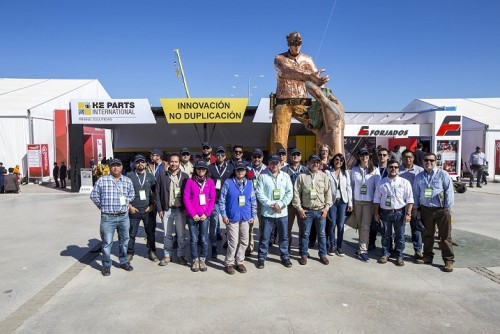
[
  {"xmin": 344, "ymin": 124, "xmax": 420, "ymax": 137},
  {"xmin": 79, "ymin": 168, "xmax": 94, "ymax": 194},
  {"xmin": 70, "ymin": 99, "xmax": 156, "ymax": 124}
]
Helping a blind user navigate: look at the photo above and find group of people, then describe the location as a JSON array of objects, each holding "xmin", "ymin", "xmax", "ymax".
[
  {"xmin": 52, "ymin": 161, "xmax": 68, "ymax": 188},
  {"xmin": 89, "ymin": 142, "xmax": 456, "ymax": 276},
  {"xmin": 0, "ymin": 162, "xmax": 21, "ymax": 194}
]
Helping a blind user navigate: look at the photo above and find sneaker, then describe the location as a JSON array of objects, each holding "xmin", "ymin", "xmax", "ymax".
[
  {"xmin": 148, "ymin": 252, "xmax": 159, "ymax": 262},
  {"xmin": 158, "ymin": 256, "xmax": 171, "ymax": 266},
  {"xmin": 327, "ymin": 247, "xmax": 335, "ymax": 256},
  {"xmin": 199, "ymin": 260, "xmax": 207, "ymax": 272},
  {"xmin": 282, "ymin": 258, "xmax": 292, "ymax": 268},
  {"xmin": 224, "ymin": 265, "xmax": 235, "ymax": 275},
  {"xmin": 256, "ymin": 260, "xmax": 265, "ymax": 269},
  {"xmin": 378, "ymin": 256, "xmax": 389, "ymax": 264},
  {"xmin": 335, "ymin": 248, "xmax": 345, "ymax": 257},
  {"xmin": 127, "ymin": 254, "xmax": 134, "ymax": 262},
  {"xmin": 211, "ymin": 246, "xmax": 218, "ymax": 258},
  {"xmin": 120, "ymin": 263, "xmax": 134, "ymax": 271},
  {"xmin": 178, "ymin": 256, "xmax": 188, "ymax": 266},
  {"xmin": 396, "ymin": 257, "xmax": 405, "ymax": 266},
  {"xmin": 101, "ymin": 267, "xmax": 111, "ymax": 276},
  {"xmin": 235, "ymin": 264, "xmax": 247, "ymax": 273},
  {"xmin": 443, "ymin": 262, "xmax": 454, "ymax": 272},
  {"xmin": 191, "ymin": 259, "xmax": 200, "ymax": 272},
  {"xmin": 358, "ymin": 252, "xmax": 370, "ymax": 262}
]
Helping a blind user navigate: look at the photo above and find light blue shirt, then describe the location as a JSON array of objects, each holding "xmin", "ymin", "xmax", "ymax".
[
  {"xmin": 413, "ymin": 168, "xmax": 454, "ymax": 208},
  {"xmin": 256, "ymin": 169, "xmax": 293, "ymax": 218},
  {"xmin": 399, "ymin": 164, "xmax": 424, "ymax": 186},
  {"xmin": 350, "ymin": 165, "xmax": 381, "ymax": 202}
]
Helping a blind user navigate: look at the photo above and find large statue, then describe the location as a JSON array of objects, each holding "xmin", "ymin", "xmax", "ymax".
[{"xmin": 271, "ymin": 31, "xmax": 345, "ymax": 155}]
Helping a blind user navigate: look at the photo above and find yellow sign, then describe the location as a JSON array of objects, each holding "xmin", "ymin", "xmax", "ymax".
[{"xmin": 160, "ymin": 98, "xmax": 248, "ymax": 124}]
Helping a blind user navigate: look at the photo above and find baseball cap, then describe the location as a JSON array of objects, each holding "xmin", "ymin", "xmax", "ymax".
[
  {"xmin": 268, "ymin": 154, "xmax": 281, "ymax": 163},
  {"xmin": 290, "ymin": 148, "xmax": 301, "ymax": 155},
  {"xmin": 151, "ymin": 148, "xmax": 163, "ymax": 156},
  {"xmin": 109, "ymin": 158, "xmax": 123, "ymax": 166},
  {"xmin": 308, "ymin": 154, "xmax": 321, "ymax": 162},
  {"xmin": 133, "ymin": 154, "xmax": 146, "ymax": 163},
  {"xmin": 202, "ymin": 142, "xmax": 211, "ymax": 149},
  {"xmin": 216, "ymin": 146, "xmax": 226, "ymax": 153},
  {"xmin": 195, "ymin": 160, "xmax": 208, "ymax": 169},
  {"xmin": 277, "ymin": 148, "xmax": 286, "ymax": 155},
  {"xmin": 252, "ymin": 148, "xmax": 263, "ymax": 157},
  {"xmin": 358, "ymin": 148, "xmax": 369, "ymax": 156},
  {"xmin": 235, "ymin": 162, "xmax": 247, "ymax": 170},
  {"xmin": 180, "ymin": 147, "xmax": 190, "ymax": 154}
]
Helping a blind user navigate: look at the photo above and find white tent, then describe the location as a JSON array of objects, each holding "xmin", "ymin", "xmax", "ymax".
[{"xmin": 0, "ymin": 78, "xmax": 111, "ymax": 177}]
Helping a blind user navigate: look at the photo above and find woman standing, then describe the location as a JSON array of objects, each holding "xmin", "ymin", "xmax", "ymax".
[
  {"xmin": 183, "ymin": 160, "xmax": 216, "ymax": 272},
  {"xmin": 325, "ymin": 153, "xmax": 353, "ymax": 257},
  {"xmin": 219, "ymin": 163, "xmax": 257, "ymax": 275},
  {"xmin": 350, "ymin": 148, "xmax": 380, "ymax": 262}
]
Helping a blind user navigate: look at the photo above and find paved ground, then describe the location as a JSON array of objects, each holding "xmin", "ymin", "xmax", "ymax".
[{"xmin": 1, "ymin": 180, "xmax": 500, "ymax": 333}]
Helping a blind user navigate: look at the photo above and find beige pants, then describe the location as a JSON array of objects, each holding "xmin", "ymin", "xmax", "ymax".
[
  {"xmin": 225, "ymin": 220, "xmax": 249, "ymax": 266},
  {"xmin": 271, "ymin": 103, "xmax": 308, "ymax": 152},
  {"xmin": 354, "ymin": 201, "xmax": 373, "ymax": 253}
]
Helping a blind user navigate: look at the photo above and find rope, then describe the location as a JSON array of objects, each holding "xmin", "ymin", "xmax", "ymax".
[{"xmin": 315, "ymin": 0, "xmax": 338, "ymax": 61}]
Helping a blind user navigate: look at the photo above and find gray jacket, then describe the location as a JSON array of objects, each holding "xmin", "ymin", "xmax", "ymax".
[{"xmin": 325, "ymin": 169, "xmax": 353, "ymax": 207}]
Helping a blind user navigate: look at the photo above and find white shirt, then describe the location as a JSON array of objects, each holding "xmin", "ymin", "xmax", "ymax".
[{"xmin": 373, "ymin": 176, "xmax": 414, "ymax": 210}]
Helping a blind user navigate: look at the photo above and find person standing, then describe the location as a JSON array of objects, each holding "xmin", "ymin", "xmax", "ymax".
[
  {"xmin": 469, "ymin": 146, "xmax": 487, "ymax": 188},
  {"xmin": 90, "ymin": 158, "xmax": 135, "ymax": 276},
  {"xmin": 350, "ymin": 148, "xmax": 381, "ymax": 262},
  {"xmin": 126, "ymin": 155, "xmax": 157, "ymax": 263},
  {"xmin": 201, "ymin": 142, "xmax": 216, "ymax": 165},
  {"xmin": 373, "ymin": 159, "xmax": 414, "ymax": 266},
  {"xmin": 179, "ymin": 147, "xmax": 194, "ymax": 177},
  {"xmin": 59, "ymin": 161, "xmax": 67, "ymax": 188},
  {"xmin": 247, "ymin": 148, "xmax": 267, "ymax": 255},
  {"xmin": 4, "ymin": 168, "xmax": 20, "ymax": 193},
  {"xmin": 318, "ymin": 144, "xmax": 332, "ymax": 171},
  {"xmin": 368, "ymin": 147, "xmax": 389, "ymax": 250},
  {"xmin": 325, "ymin": 153, "xmax": 352, "ymax": 257},
  {"xmin": 53, "ymin": 162, "xmax": 60, "ymax": 188},
  {"xmin": 255, "ymin": 154, "xmax": 294, "ymax": 269},
  {"xmin": 148, "ymin": 148, "xmax": 165, "ymax": 179},
  {"xmin": 219, "ymin": 163, "xmax": 257, "ymax": 275},
  {"xmin": 276, "ymin": 148, "xmax": 288, "ymax": 168},
  {"xmin": 183, "ymin": 160, "xmax": 216, "ymax": 272},
  {"xmin": 155, "ymin": 153, "xmax": 189, "ymax": 266},
  {"xmin": 228, "ymin": 145, "xmax": 249, "ymax": 168},
  {"xmin": 399, "ymin": 149, "xmax": 425, "ymax": 262},
  {"xmin": 412, "ymin": 152, "xmax": 455, "ymax": 272},
  {"xmin": 0, "ymin": 163, "xmax": 6, "ymax": 193},
  {"xmin": 414, "ymin": 142, "xmax": 426, "ymax": 168},
  {"xmin": 292, "ymin": 154, "xmax": 332, "ymax": 265},
  {"xmin": 390, "ymin": 145, "xmax": 402, "ymax": 164}
]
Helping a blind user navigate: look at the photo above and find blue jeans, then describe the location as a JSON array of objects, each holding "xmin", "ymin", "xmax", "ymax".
[
  {"xmin": 380, "ymin": 210, "xmax": 405, "ymax": 258},
  {"xmin": 209, "ymin": 205, "xmax": 221, "ymax": 246},
  {"xmin": 258, "ymin": 216, "xmax": 290, "ymax": 261},
  {"xmin": 327, "ymin": 199, "xmax": 347, "ymax": 250},
  {"xmin": 300, "ymin": 209, "xmax": 327, "ymax": 257},
  {"xmin": 187, "ymin": 217, "xmax": 209, "ymax": 260},
  {"xmin": 406, "ymin": 209, "xmax": 422, "ymax": 253},
  {"xmin": 100, "ymin": 213, "xmax": 130, "ymax": 268}
]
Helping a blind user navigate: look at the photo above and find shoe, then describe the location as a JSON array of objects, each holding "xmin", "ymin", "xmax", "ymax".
[
  {"xmin": 414, "ymin": 252, "xmax": 423, "ymax": 260},
  {"xmin": 245, "ymin": 248, "xmax": 252, "ymax": 256},
  {"xmin": 282, "ymin": 259, "xmax": 292, "ymax": 268},
  {"xmin": 416, "ymin": 257, "xmax": 432, "ymax": 265},
  {"xmin": 223, "ymin": 241, "xmax": 228, "ymax": 249},
  {"xmin": 127, "ymin": 254, "xmax": 133, "ymax": 262},
  {"xmin": 191, "ymin": 259, "xmax": 200, "ymax": 272},
  {"xmin": 120, "ymin": 263, "xmax": 134, "ymax": 271},
  {"xmin": 320, "ymin": 256, "xmax": 329, "ymax": 265},
  {"xmin": 476, "ymin": 184, "xmax": 482, "ymax": 188},
  {"xmin": 327, "ymin": 247, "xmax": 335, "ymax": 256},
  {"xmin": 298, "ymin": 256, "xmax": 308, "ymax": 265},
  {"xmin": 367, "ymin": 243, "xmax": 376, "ymax": 251},
  {"xmin": 216, "ymin": 234, "xmax": 223, "ymax": 241},
  {"xmin": 178, "ymin": 256, "xmax": 188, "ymax": 266},
  {"xmin": 173, "ymin": 240, "xmax": 178, "ymax": 249},
  {"xmin": 378, "ymin": 256, "xmax": 389, "ymax": 264},
  {"xmin": 256, "ymin": 260, "xmax": 265, "ymax": 269},
  {"xmin": 211, "ymin": 246, "xmax": 218, "ymax": 258},
  {"xmin": 158, "ymin": 256, "xmax": 171, "ymax": 266},
  {"xmin": 443, "ymin": 262, "xmax": 454, "ymax": 272},
  {"xmin": 396, "ymin": 257, "xmax": 405, "ymax": 266},
  {"xmin": 148, "ymin": 252, "xmax": 159, "ymax": 262},
  {"xmin": 224, "ymin": 265, "xmax": 235, "ymax": 275},
  {"xmin": 358, "ymin": 252, "xmax": 370, "ymax": 262},
  {"xmin": 235, "ymin": 264, "xmax": 247, "ymax": 273},
  {"xmin": 101, "ymin": 267, "xmax": 111, "ymax": 276},
  {"xmin": 335, "ymin": 248, "xmax": 345, "ymax": 257},
  {"xmin": 484, "ymin": 181, "xmax": 488, "ymax": 185},
  {"xmin": 199, "ymin": 260, "xmax": 207, "ymax": 272}
]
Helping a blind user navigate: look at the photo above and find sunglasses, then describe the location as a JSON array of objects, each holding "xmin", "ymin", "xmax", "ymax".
[
  {"xmin": 234, "ymin": 151, "xmax": 243, "ymax": 154},
  {"xmin": 288, "ymin": 42, "xmax": 302, "ymax": 47},
  {"xmin": 216, "ymin": 153, "xmax": 225, "ymax": 157},
  {"xmin": 292, "ymin": 153, "xmax": 301, "ymax": 157},
  {"xmin": 202, "ymin": 146, "xmax": 210, "ymax": 150},
  {"xmin": 388, "ymin": 166, "xmax": 399, "ymax": 169},
  {"xmin": 424, "ymin": 159, "xmax": 436, "ymax": 162},
  {"xmin": 252, "ymin": 155, "xmax": 262, "ymax": 159},
  {"xmin": 278, "ymin": 152, "xmax": 287, "ymax": 156},
  {"xmin": 181, "ymin": 152, "xmax": 190, "ymax": 156}
]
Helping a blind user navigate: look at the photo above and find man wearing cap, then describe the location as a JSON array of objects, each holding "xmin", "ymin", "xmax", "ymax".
[
  {"xmin": 281, "ymin": 148, "xmax": 309, "ymax": 251},
  {"xmin": 126, "ymin": 155, "xmax": 157, "ymax": 262},
  {"xmin": 256, "ymin": 154, "xmax": 294, "ymax": 269},
  {"xmin": 469, "ymin": 146, "xmax": 487, "ymax": 188},
  {"xmin": 207, "ymin": 146, "xmax": 234, "ymax": 257},
  {"xmin": 155, "ymin": 153, "xmax": 190, "ymax": 266},
  {"xmin": 276, "ymin": 148, "xmax": 288, "ymax": 168},
  {"xmin": 90, "ymin": 158, "xmax": 135, "ymax": 276},
  {"xmin": 148, "ymin": 148, "xmax": 165, "ymax": 180},
  {"xmin": 292, "ymin": 154, "xmax": 332, "ymax": 265},
  {"xmin": 180, "ymin": 148, "xmax": 194, "ymax": 177},
  {"xmin": 201, "ymin": 142, "xmax": 216, "ymax": 165},
  {"xmin": 247, "ymin": 148, "xmax": 266, "ymax": 254},
  {"xmin": 271, "ymin": 31, "xmax": 330, "ymax": 152}
]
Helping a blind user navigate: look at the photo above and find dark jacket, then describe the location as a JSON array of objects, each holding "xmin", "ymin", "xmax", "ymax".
[
  {"xmin": 60, "ymin": 165, "xmax": 67, "ymax": 178},
  {"xmin": 155, "ymin": 169, "xmax": 188, "ymax": 212}
]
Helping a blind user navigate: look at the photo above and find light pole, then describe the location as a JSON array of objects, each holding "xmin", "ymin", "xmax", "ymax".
[{"xmin": 233, "ymin": 74, "xmax": 264, "ymax": 105}]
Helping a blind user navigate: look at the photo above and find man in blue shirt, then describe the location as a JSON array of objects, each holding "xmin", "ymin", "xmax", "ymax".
[
  {"xmin": 469, "ymin": 146, "xmax": 488, "ymax": 188},
  {"xmin": 90, "ymin": 158, "xmax": 135, "ymax": 276},
  {"xmin": 412, "ymin": 152, "xmax": 455, "ymax": 272}
]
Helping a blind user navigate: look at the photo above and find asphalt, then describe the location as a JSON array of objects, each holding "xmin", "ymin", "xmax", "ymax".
[{"xmin": 1, "ymin": 179, "xmax": 500, "ymax": 333}]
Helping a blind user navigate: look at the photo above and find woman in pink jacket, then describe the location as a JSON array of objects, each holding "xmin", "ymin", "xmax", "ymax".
[{"xmin": 183, "ymin": 160, "xmax": 216, "ymax": 272}]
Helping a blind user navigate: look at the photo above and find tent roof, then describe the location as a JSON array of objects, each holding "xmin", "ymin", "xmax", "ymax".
[{"xmin": 0, "ymin": 78, "xmax": 110, "ymax": 117}]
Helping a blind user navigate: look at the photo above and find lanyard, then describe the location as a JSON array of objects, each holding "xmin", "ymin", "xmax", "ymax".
[
  {"xmin": 135, "ymin": 172, "xmax": 146, "ymax": 189},
  {"xmin": 232, "ymin": 177, "xmax": 246, "ymax": 194},
  {"xmin": 197, "ymin": 179, "xmax": 206, "ymax": 193},
  {"xmin": 252, "ymin": 164, "xmax": 264, "ymax": 178},
  {"xmin": 215, "ymin": 163, "xmax": 228, "ymax": 178},
  {"xmin": 168, "ymin": 170, "xmax": 181, "ymax": 187},
  {"xmin": 423, "ymin": 169, "xmax": 439, "ymax": 188},
  {"xmin": 360, "ymin": 167, "xmax": 366, "ymax": 183}
]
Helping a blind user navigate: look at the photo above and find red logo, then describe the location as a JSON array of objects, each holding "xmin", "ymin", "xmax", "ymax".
[
  {"xmin": 358, "ymin": 126, "xmax": 369, "ymax": 136},
  {"xmin": 436, "ymin": 116, "xmax": 461, "ymax": 136}
]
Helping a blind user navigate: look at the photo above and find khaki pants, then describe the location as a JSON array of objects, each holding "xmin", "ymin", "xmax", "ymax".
[
  {"xmin": 271, "ymin": 103, "xmax": 308, "ymax": 151},
  {"xmin": 224, "ymin": 220, "xmax": 249, "ymax": 266},
  {"xmin": 354, "ymin": 201, "xmax": 373, "ymax": 253}
]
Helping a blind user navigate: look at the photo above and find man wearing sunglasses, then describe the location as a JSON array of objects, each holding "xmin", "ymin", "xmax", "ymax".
[
  {"xmin": 412, "ymin": 152, "xmax": 455, "ymax": 272},
  {"xmin": 229, "ymin": 145, "xmax": 249, "ymax": 169},
  {"xmin": 179, "ymin": 148, "xmax": 194, "ymax": 177}
]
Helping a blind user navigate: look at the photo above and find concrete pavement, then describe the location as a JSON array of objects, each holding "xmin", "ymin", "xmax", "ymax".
[{"xmin": 1, "ymin": 181, "xmax": 500, "ymax": 333}]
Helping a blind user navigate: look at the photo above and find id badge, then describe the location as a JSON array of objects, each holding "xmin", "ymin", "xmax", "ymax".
[
  {"xmin": 199, "ymin": 193, "xmax": 206, "ymax": 205},
  {"xmin": 216, "ymin": 179, "xmax": 221, "ymax": 190},
  {"xmin": 174, "ymin": 186, "xmax": 181, "ymax": 198},
  {"xmin": 238, "ymin": 195, "xmax": 246, "ymax": 207},
  {"xmin": 310, "ymin": 188, "xmax": 317, "ymax": 200},
  {"xmin": 273, "ymin": 188, "xmax": 281, "ymax": 200},
  {"xmin": 385, "ymin": 195, "xmax": 392, "ymax": 207},
  {"xmin": 139, "ymin": 190, "xmax": 146, "ymax": 201},
  {"xmin": 253, "ymin": 179, "xmax": 257, "ymax": 188},
  {"xmin": 360, "ymin": 184, "xmax": 367, "ymax": 195},
  {"xmin": 424, "ymin": 187, "xmax": 432, "ymax": 199},
  {"xmin": 119, "ymin": 195, "xmax": 126, "ymax": 206}
]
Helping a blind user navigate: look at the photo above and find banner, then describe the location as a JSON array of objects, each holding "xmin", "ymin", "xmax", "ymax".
[
  {"xmin": 79, "ymin": 168, "xmax": 93, "ymax": 194},
  {"xmin": 160, "ymin": 98, "xmax": 247, "ymax": 124},
  {"xmin": 27, "ymin": 144, "xmax": 49, "ymax": 178},
  {"xmin": 70, "ymin": 99, "xmax": 156, "ymax": 124}
]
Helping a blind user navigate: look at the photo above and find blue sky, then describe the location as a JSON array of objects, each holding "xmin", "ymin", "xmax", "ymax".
[{"xmin": 1, "ymin": 0, "xmax": 499, "ymax": 111}]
